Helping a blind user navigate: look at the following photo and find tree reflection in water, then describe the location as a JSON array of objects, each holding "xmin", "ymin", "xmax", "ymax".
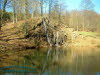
[{"xmin": 1, "ymin": 47, "xmax": 100, "ymax": 75}]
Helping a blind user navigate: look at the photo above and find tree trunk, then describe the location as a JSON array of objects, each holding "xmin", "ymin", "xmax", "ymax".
[
  {"xmin": 49, "ymin": 0, "xmax": 52, "ymax": 19},
  {"xmin": 13, "ymin": 0, "xmax": 16, "ymax": 24},
  {"xmin": 56, "ymin": 31, "xmax": 59, "ymax": 46},
  {"xmin": 41, "ymin": 0, "xmax": 43, "ymax": 16},
  {"xmin": 0, "ymin": 2, "xmax": 2, "ymax": 31},
  {"xmin": 31, "ymin": 12, "xmax": 34, "ymax": 18},
  {"xmin": 13, "ymin": 12, "xmax": 15, "ymax": 24},
  {"xmin": 83, "ymin": 15, "xmax": 85, "ymax": 31},
  {"xmin": 3, "ymin": 0, "xmax": 7, "ymax": 12},
  {"xmin": 16, "ymin": 14, "xmax": 18, "ymax": 23},
  {"xmin": 76, "ymin": 13, "xmax": 79, "ymax": 31},
  {"xmin": 43, "ymin": 18, "xmax": 51, "ymax": 46}
]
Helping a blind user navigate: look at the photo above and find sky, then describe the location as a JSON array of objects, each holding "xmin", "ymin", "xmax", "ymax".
[
  {"xmin": 6, "ymin": 0, "xmax": 100, "ymax": 14},
  {"xmin": 64, "ymin": 0, "xmax": 100, "ymax": 14}
]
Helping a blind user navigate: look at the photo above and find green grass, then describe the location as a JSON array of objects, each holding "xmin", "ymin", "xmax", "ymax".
[{"xmin": 78, "ymin": 31, "xmax": 100, "ymax": 37}]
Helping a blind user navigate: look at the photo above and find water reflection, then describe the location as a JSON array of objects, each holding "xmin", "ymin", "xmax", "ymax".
[{"xmin": 0, "ymin": 47, "xmax": 100, "ymax": 75}]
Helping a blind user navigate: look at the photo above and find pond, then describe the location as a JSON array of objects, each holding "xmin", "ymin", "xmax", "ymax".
[{"xmin": 0, "ymin": 47, "xmax": 100, "ymax": 75}]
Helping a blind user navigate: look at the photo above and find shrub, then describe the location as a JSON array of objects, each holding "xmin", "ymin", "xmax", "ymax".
[{"xmin": 0, "ymin": 11, "xmax": 12, "ymax": 23}]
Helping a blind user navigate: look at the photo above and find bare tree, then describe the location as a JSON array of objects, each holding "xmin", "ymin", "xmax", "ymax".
[
  {"xmin": 49, "ymin": 0, "xmax": 53, "ymax": 18},
  {"xmin": 0, "ymin": 0, "xmax": 2, "ymax": 30},
  {"xmin": 40, "ymin": 0, "xmax": 43, "ymax": 17},
  {"xmin": 3, "ymin": 0, "xmax": 8, "ymax": 12},
  {"xmin": 12, "ymin": 0, "xmax": 16, "ymax": 24},
  {"xmin": 80, "ymin": 0, "xmax": 94, "ymax": 31}
]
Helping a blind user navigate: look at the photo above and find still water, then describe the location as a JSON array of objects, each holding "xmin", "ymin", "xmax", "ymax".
[{"xmin": 0, "ymin": 47, "xmax": 100, "ymax": 75}]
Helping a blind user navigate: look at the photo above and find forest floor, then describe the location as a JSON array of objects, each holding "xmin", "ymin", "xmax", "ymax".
[
  {"xmin": 0, "ymin": 21, "xmax": 36, "ymax": 51},
  {"xmin": 0, "ymin": 21, "xmax": 100, "ymax": 52}
]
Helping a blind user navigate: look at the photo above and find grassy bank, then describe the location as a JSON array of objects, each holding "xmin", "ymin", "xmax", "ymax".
[
  {"xmin": 72, "ymin": 31, "xmax": 100, "ymax": 47},
  {"xmin": 78, "ymin": 31, "xmax": 100, "ymax": 37}
]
